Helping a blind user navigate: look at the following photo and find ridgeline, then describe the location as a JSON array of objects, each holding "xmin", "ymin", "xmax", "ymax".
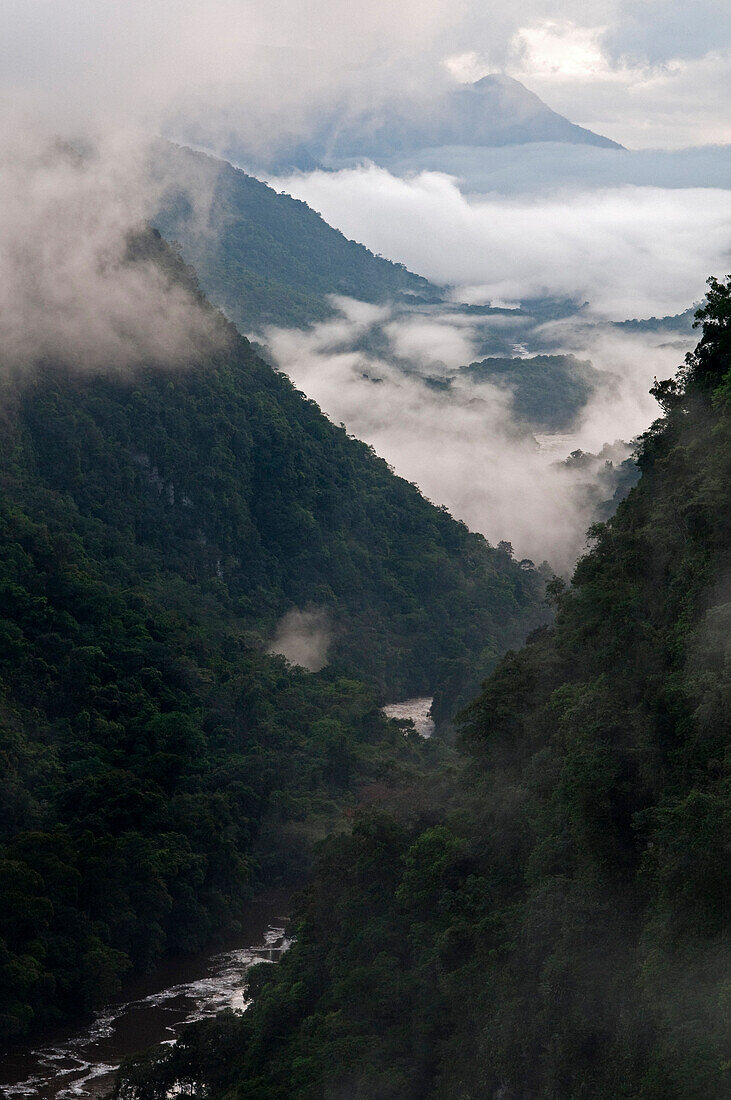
[{"xmin": 154, "ymin": 144, "xmax": 439, "ymax": 332}]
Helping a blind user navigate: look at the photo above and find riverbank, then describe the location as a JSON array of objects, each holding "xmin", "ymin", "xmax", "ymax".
[{"xmin": 0, "ymin": 891, "xmax": 291, "ymax": 1100}]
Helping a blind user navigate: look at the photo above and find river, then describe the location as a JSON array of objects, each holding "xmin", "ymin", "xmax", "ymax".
[
  {"xmin": 1, "ymin": 699, "xmax": 432, "ymax": 1098},
  {"xmin": 0, "ymin": 891, "xmax": 290, "ymax": 1100},
  {"xmin": 382, "ymin": 696, "xmax": 435, "ymax": 738}
]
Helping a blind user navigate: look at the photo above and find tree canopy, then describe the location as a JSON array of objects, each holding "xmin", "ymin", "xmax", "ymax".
[{"xmin": 118, "ymin": 277, "xmax": 730, "ymax": 1099}]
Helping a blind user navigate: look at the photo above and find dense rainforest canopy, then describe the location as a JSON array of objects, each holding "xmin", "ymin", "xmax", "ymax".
[
  {"xmin": 118, "ymin": 277, "xmax": 730, "ymax": 1099},
  {"xmin": 0, "ymin": 230, "xmax": 544, "ymax": 1041}
]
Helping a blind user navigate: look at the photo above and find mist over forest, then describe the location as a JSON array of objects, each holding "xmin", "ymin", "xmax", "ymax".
[{"xmin": 0, "ymin": 2, "xmax": 728, "ymax": 1098}]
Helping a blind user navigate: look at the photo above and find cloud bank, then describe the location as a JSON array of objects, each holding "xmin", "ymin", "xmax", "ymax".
[
  {"xmin": 261, "ymin": 297, "xmax": 688, "ymax": 570},
  {"xmin": 264, "ymin": 166, "xmax": 731, "ymax": 320}
]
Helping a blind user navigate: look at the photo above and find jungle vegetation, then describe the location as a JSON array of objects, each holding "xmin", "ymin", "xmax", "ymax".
[
  {"xmin": 154, "ymin": 144, "xmax": 438, "ymax": 333},
  {"xmin": 117, "ymin": 278, "xmax": 729, "ymax": 1099},
  {"xmin": 0, "ymin": 230, "xmax": 544, "ymax": 1041}
]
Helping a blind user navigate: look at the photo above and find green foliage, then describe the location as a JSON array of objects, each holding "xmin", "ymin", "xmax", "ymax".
[
  {"xmin": 123, "ymin": 278, "xmax": 730, "ymax": 1098},
  {"xmin": 460, "ymin": 354, "xmax": 612, "ymax": 431},
  {"xmin": 0, "ymin": 230, "xmax": 544, "ymax": 1042},
  {"xmin": 0, "ymin": 482, "xmax": 422, "ymax": 1037}
]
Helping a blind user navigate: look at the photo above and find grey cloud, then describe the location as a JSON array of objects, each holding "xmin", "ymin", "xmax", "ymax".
[{"xmin": 603, "ymin": 0, "xmax": 731, "ymax": 65}]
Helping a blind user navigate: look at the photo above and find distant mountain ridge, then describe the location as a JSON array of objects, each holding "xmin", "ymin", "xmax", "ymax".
[{"xmin": 243, "ymin": 74, "xmax": 621, "ymax": 171}]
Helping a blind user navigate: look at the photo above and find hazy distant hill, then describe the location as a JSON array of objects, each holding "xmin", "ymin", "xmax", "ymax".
[
  {"xmin": 246, "ymin": 74, "xmax": 621, "ymax": 171},
  {"xmin": 459, "ymin": 353, "xmax": 614, "ymax": 432},
  {"xmin": 613, "ymin": 306, "xmax": 696, "ymax": 335},
  {"xmin": 154, "ymin": 145, "xmax": 439, "ymax": 332},
  {"xmin": 384, "ymin": 142, "xmax": 731, "ymax": 195}
]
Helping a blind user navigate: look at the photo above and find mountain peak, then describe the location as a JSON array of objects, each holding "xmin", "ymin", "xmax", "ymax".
[
  {"xmin": 459, "ymin": 73, "xmax": 623, "ymax": 148},
  {"xmin": 255, "ymin": 72, "xmax": 622, "ymax": 170},
  {"xmin": 472, "ymin": 73, "xmax": 524, "ymax": 89}
]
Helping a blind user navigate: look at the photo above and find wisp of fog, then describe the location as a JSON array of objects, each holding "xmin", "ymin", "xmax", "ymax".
[
  {"xmin": 267, "ymin": 608, "xmax": 333, "ymax": 672},
  {"xmin": 0, "ymin": 129, "xmax": 222, "ymax": 375}
]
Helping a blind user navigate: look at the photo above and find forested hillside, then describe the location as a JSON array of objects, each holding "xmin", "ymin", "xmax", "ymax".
[
  {"xmin": 122, "ymin": 278, "xmax": 730, "ymax": 1099},
  {"xmin": 0, "ymin": 230, "xmax": 544, "ymax": 1041},
  {"xmin": 459, "ymin": 353, "xmax": 613, "ymax": 432},
  {"xmin": 154, "ymin": 145, "xmax": 438, "ymax": 331}
]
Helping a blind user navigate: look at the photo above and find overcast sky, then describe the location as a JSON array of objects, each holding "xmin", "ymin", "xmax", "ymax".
[{"xmin": 2, "ymin": 0, "xmax": 729, "ymax": 149}]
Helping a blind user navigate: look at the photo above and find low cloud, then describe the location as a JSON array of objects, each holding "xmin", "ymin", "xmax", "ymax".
[
  {"xmin": 262, "ymin": 296, "xmax": 690, "ymax": 571},
  {"xmin": 254, "ymin": 161, "xmax": 722, "ymax": 572},
  {"xmin": 0, "ymin": 130, "xmax": 222, "ymax": 374},
  {"xmin": 264, "ymin": 166, "xmax": 730, "ymax": 320},
  {"xmin": 384, "ymin": 314, "xmax": 477, "ymax": 369},
  {"xmin": 267, "ymin": 608, "xmax": 333, "ymax": 672}
]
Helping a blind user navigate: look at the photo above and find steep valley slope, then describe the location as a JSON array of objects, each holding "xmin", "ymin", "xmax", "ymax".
[
  {"xmin": 117, "ymin": 278, "xmax": 730, "ymax": 1099},
  {"xmin": 0, "ymin": 229, "xmax": 546, "ymax": 1042}
]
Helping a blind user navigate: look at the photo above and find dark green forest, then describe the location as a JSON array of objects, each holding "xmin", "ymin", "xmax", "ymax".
[
  {"xmin": 0, "ymin": 231, "xmax": 544, "ymax": 1041},
  {"xmin": 117, "ymin": 279, "xmax": 730, "ymax": 1099},
  {"xmin": 154, "ymin": 144, "xmax": 438, "ymax": 332}
]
